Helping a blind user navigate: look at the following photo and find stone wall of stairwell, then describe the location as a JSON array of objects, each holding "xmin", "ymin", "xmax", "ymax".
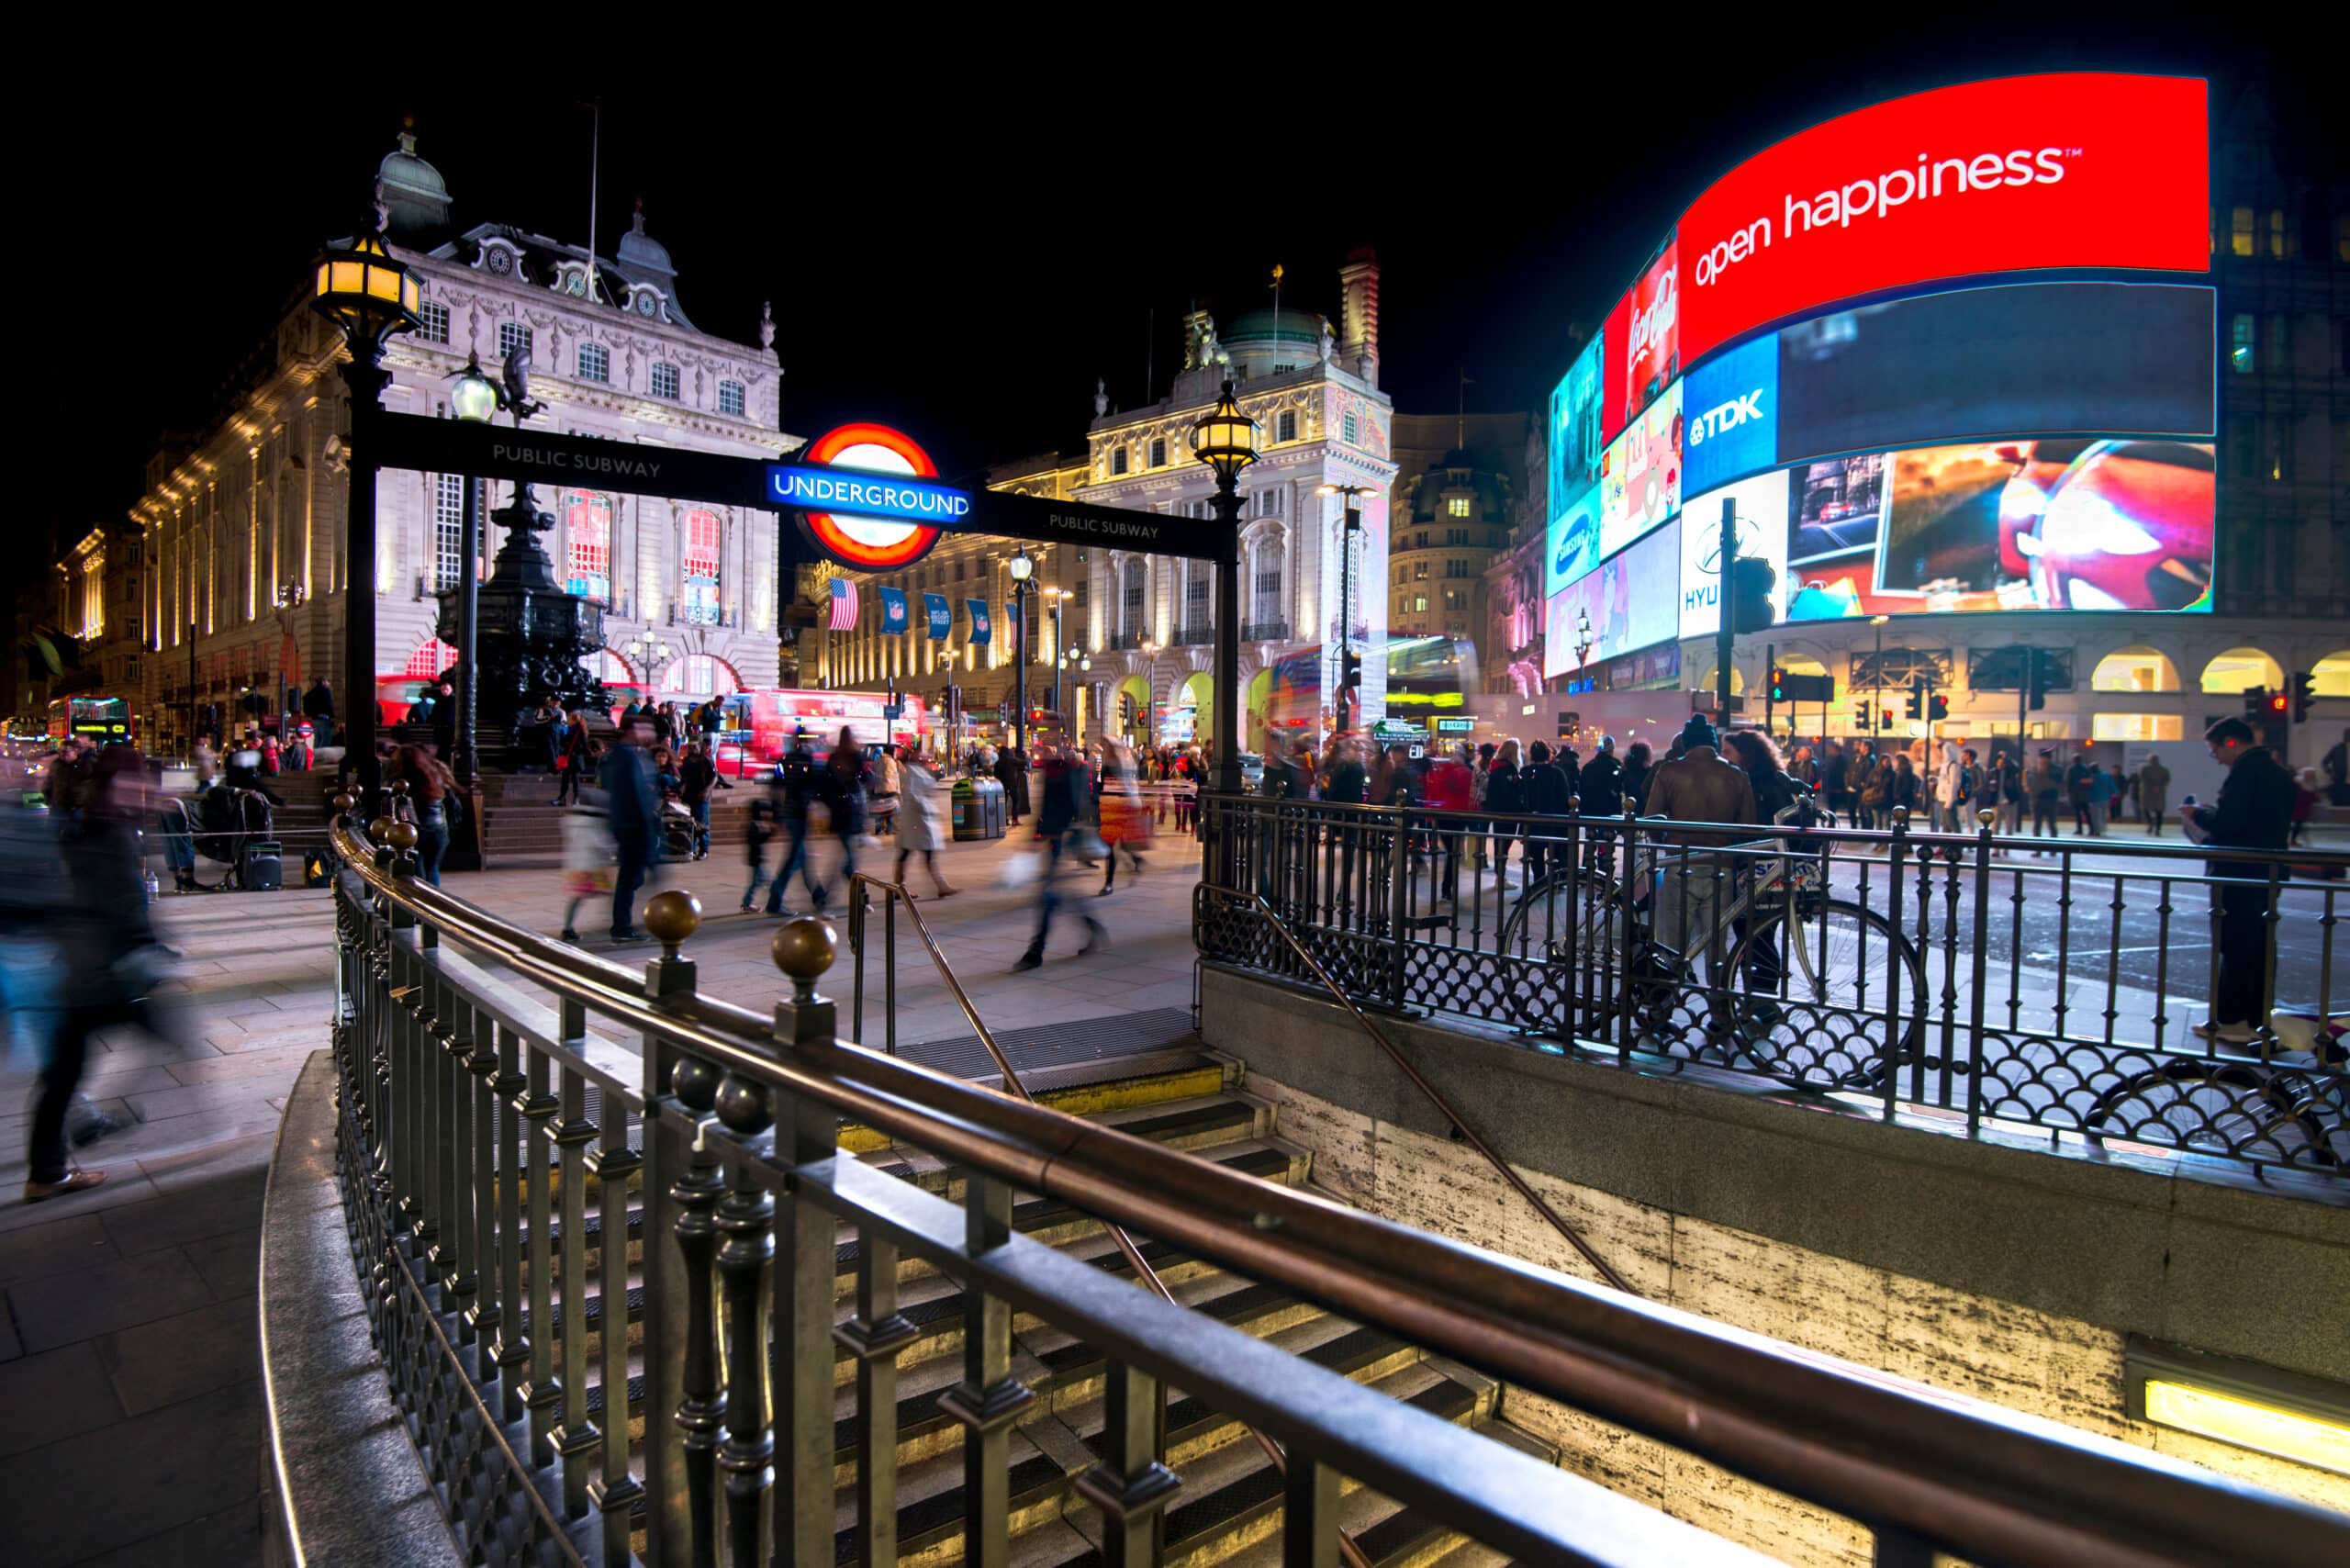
[{"xmin": 1198, "ymin": 968, "xmax": 2350, "ymax": 1558}]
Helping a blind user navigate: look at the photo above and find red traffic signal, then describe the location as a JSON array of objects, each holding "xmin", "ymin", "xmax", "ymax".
[{"xmin": 2266, "ymin": 690, "xmax": 2290, "ymax": 715}]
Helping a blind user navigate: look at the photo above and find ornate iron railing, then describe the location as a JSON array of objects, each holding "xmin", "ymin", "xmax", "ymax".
[
  {"xmin": 324, "ymin": 806, "xmax": 2344, "ymax": 1567},
  {"xmin": 1196, "ymin": 794, "xmax": 2350, "ymax": 1176}
]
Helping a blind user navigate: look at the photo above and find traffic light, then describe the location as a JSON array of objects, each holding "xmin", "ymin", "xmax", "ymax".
[
  {"xmin": 1855, "ymin": 700, "xmax": 1872, "ymax": 731},
  {"xmin": 2292, "ymin": 670, "xmax": 2317, "ymax": 722},
  {"xmin": 1905, "ymin": 677, "xmax": 1925, "ymax": 721},
  {"xmin": 2243, "ymin": 687, "xmax": 2268, "ymax": 722},
  {"xmin": 1727, "ymin": 555, "xmax": 1778, "ymax": 634},
  {"xmin": 2027, "ymin": 649, "xmax": 2049, "ymax": 711},
  {"xmin": 1338, "ymin": 649, "xmax": 1363, "ymax": 716},
  {"xmin": 1927, "ymin": 692, "xmax": 1950, "ymax": 722},
  {"xmin": 1769, "ymin": 666, "xmax": 1790, "ymax": 703},
  {"xmin": 2266, "ymin": 690, "xmax": 2290, "ymax": 719}
]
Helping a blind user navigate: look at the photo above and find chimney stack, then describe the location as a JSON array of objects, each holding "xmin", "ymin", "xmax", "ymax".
[{"xmin": 1338, "ymin": 248, "xmax": 1381, "ymax": 388}]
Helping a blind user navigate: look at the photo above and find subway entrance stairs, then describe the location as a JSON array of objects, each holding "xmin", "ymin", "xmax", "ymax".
[{"xmin": 548, "ymin": 1011, "xmax": 1548, "ymax": 1567}]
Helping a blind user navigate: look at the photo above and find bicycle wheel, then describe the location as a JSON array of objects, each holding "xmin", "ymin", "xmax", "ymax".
[
  {"xmin": 1498, "ymin": 873, "xmax": 1629, "ymax": 1028},
  {"xmin": 1726, "ymin": 896, "xmax": 1926, "ymax": 1084}
]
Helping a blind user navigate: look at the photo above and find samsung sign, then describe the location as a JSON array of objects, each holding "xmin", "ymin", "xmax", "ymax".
[
  {"xmin": 1682, "ymin": 331, "xmax": 1778, "ymax": 497},
  {"xmin": 767, "ymin": 465, "xmax": 973, "ymax": 522}
]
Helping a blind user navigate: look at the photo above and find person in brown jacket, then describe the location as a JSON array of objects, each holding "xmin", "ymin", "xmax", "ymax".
[{"xmin": 1642, "ymin": 714, "xmax": 1757, "ymax": 964}]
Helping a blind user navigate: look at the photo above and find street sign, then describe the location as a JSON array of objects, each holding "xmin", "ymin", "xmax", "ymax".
[{"xmin": 881, "ymin": 703, "xmax": 904, "ymax": 721}]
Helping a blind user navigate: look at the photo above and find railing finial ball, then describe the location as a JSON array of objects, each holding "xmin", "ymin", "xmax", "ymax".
[
  {"xmin": 644, "ymin": 890, "xmax": 701, "ymax": 953},
  {"xmin": 386, "ymin": 821, "xmax": 419, "ymax": 853},
  {"xmin": 1889, "ymin": 806, "xmax": 1909, "ymax": 830},
  {"xmin": 390, "ymin": 778, "xmax": 410, "ymax": 798},
  {"xmin": 368, "ymin": 815, "xmax": 396, "ymax": 846},
  {"xmin": 671, "ymin": 1053, "xmax": 721, "ymax": 1113},
  {"xmin": 1976, "ymin": 808, "xmax": 1997, "ymax": 828},
  {"xmin": 331, "ymin": 791, "xmax": 356, "ymax": 814},
  {"xmin": 771, "ymin": 915, "xmax": 839, "ymax": 991},
  {"xmin": 714, "ymin": 1072, "xmax": 772, "ymax": 1136}
]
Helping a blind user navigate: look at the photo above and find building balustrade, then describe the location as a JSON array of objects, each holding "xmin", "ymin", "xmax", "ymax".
[{"xmin": 1242, "ymin": 618, "xmax": 1291, "ymax": 641}]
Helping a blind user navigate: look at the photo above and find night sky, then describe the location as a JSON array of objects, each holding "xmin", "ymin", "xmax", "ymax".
[{"xmin": 34, "ymin": 21, "xmax": 2333, "ymax": 560}]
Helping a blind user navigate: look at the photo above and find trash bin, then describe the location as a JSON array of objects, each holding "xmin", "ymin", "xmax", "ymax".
[
  {"xmin": 979, "ymin": 777, "xmax": 1008, "ymax": 839},
  {"xmin": 951, "ymin": 778, "xmax": 982, "ymax": 841}
]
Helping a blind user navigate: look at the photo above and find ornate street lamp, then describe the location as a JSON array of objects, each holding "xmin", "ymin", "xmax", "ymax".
[
  {"xmin": 1319, "ymin": 483, "xmax": 1371, "ymax": 730},
  {"xmin": 1008, "ymin": 548, "xmax": 1035, "ymax": 755},
  {"xmin": 442, "ymin": 354, "xmax": 501, "ymax": 787},
  {"xmin": 1574, "ymin": 607, "xmax": 1593, "ymax": 669},
  {"xmin": 1189, "ymin": 381, "xmax": 1258, "ymax": 790},
  {"xmin": 311, "ymin": 215, "xmax": 420, "ymax": 810}
]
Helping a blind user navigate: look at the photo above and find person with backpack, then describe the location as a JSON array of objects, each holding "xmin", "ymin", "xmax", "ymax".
[
  {"xmin": 763, "ymin": 731, "xmax": 822, "ymax": 916},
  {"xmin": 1518, "ymin": 740, "xmax": 1572, "ymax": 883}
]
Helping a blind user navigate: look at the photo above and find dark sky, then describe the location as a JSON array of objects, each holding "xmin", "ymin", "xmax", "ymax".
[{"xmin": 35, "ymin": 18, "xmax": 2333, "ymax": 553}]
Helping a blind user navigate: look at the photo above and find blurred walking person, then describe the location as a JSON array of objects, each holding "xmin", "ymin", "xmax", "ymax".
[
  {"xmin": 600, "ymin": 712, "xmax": 661, "ymax": 943},
  {"xmin": 19, "ymin": 746, "xmax": 169, "ymax": 1200},
  {"xmin": 893, "ymin": 749, "xmax": 958, "ymax": 898},
  {"xmin": 1013, "ymin": 743, "xmax": 1106, "ymax": 970}
]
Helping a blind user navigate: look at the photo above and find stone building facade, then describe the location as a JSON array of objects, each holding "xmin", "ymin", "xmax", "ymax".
[
  {"xmin": 812, "ymin": 253, "xmax": 1398, "ymax": 753},
  {"xmin": 124, "ymin": 129, "xmax": 788, "ymax": 750}
]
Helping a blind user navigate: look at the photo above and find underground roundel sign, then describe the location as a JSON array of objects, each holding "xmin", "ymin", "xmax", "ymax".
[{"xmin": 774, "ymin": 423, "xmax": 966, "ymax": 570}]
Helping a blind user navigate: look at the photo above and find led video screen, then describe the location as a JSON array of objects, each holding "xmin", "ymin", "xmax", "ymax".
[
  {"xmin": 1548, "ymin": 481, "xmax": 1603, "ymax": 595},
  {"xmin": 1598, "ymin": 378, "xmax": 1683, "ymax": 558},
  {"xmin": 1602, "ymin": 241, "xmax": 1679, "ymax": 442},
  {"xmin": 1545, "ymin": 517, "xmax": 1682, "ymax": 679},
  {"xmin": 1774, "ymin": 438, "xmax": 2213, "ymax": 620},
  {"xmin": 1774, "ymin": 282, "xmax": 2214, "ymax": 469},
  {"xmin": 1680, "ymin": 469, "xmax": 1794, "ymax": 640},
  {"xmin": 1675, "ymin": 73, "xmax": 2209, "ymax": 363},
  {"xmin": 1548, "ymin": 334, "xmax": 1608, "ymax": 535},
  {"xmin": 1684, "ymin": 331, "xmax": 1780, "ymax": 498}
]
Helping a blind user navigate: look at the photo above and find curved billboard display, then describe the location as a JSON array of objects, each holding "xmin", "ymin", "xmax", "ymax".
[{"xmin": 1543, "ymin": 72, "xmax": 2212, "ymax": 663}]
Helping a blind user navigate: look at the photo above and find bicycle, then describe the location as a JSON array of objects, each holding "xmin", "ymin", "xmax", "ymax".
[{"xmin": 1494, "ymin": 808, "xmax": 1928, "ymax": 1090}]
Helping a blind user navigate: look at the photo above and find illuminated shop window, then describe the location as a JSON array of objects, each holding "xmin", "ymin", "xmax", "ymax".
[
  {"xmin": 681, "ymin": 509, "xmax": 722, "ymax": 624},
  {"xmin": 564, "ymin": 491, "xmax": 611, "ymax": 602},
  {"xmin": 2091, "ymin": 713, "xmax": 2184, "ymax": 742},
  {"xmin": 433, "ymin": 476, "xmax": 465, "ymax": 590},
  {"xmin": 404, "ymin": 638, "xmax": 457, "ymax": 678}
]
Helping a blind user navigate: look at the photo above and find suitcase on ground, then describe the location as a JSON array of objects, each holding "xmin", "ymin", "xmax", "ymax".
[{"xmin": 242, "ymin": 840, "xmax": 284, "ymax": 891}]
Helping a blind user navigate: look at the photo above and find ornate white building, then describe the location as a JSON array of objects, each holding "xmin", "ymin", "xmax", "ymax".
[
  {"xmin": 814, "ymin": 252, "xmax": 1397, "ymax": 751},
  {"xmin": 128, "ymin": 128, "xmax": 789, "ymax": 747}
]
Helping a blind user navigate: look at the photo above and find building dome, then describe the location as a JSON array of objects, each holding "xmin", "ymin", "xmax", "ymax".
[
  {"xmin": 1224, "ymin": 306, "xmax": 1327, "ymax": 345},
  {"xmin": 616, "ymin": 199, "xmax": 675, "ymax": 279},
  {"xmin": 376, "ymin": 124, "xmax": 450, "ymax": 236}
]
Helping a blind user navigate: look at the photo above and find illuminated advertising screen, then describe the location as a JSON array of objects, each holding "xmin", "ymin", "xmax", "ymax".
[
  {"xmin": 1602, "ymin": 241, "xmax": 1679, "ymax": 440},
  {"xmin": 1548, "ymin": 335, "xmax": 1608, "ymax": 524},
  {"xmin": 1598, "ymin": 378, "xmax": 1683, "ymax": 558},
  {"xmin": 1544, "ymin": 518, "xmax": 1682, "ymax": 680},
  {"xmin": 1774, "ymin": 282, "xmax": 2214, "ymax": 468},
  {"xmin": 1774, "ymin": 437, "xmax": 2213, "ymax": 621},
  {"xmin": 1548, "ymin": 482, "xmax": 1603, "ymax": 595},
  {"xmin": 1679, "ymin": 469, "xmax": 1793, "ymax": 640},
  {"xmin": 1787, "ymin": 453, "xmax": 1886, "ymax": 566},
  {"xmin": 1676, "ymin": 73, "xmax": 2209, "ymax": 364},
  {"xmin": 1684, "ymin": 331, "xmax": 1779, "ymax": 498}
]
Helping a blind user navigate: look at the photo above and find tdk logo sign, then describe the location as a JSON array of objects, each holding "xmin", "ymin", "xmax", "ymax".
[
  {"xmin": 1682, "ymin": 330, "xmax": 1779, "ymax": 496},
  {"xmin": 1690, "ymin": 389, "xmax": 1765, "ymax": 444}
]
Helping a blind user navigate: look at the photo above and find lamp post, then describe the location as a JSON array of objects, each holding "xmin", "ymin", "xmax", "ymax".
[
  {"xmin": 1318, "ymin": 483, "xmax": 1370, "ymax": 734},
  {"xmin": 1574, "ymin": 607, "xmax": 1594, "ymax": 671},
  {"xmin": 626, "ymin": 631, "xmax": 677, "ymax": 699},
  {"xmin": 1042, "ymin": 587, "xmax": 1072, "ymax": 738},
  {"xmin": 310, "ymin": 210, "xmax": 422, "ymax": 811},
  {"xmin": 1008, "ymin": 548, "xmax": 1035, "ymax": 755},
  {"xmin": 445, "ymin": 354, "xmax": 501, "ymax": 787},
  {"xmin": 1190, "ymin": 380, "xmax": 1259, "ymax": 791},
  {"xmin": 1139, "ymin": 639, "xmax": 1160, "ymax": 751},
  {"xmin": 1871, "ymin": 614, "xmax": 1890, "ymax": 739}
]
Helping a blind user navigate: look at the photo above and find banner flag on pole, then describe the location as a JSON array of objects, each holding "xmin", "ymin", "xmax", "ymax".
[
  {"xmin": 878, "ymin": 587, "xmax": 909, "ymax": 633},
  {"xmin": 965, "ymin": 599, "xmax": 991, "ymax": 644},
  {"xmin": 828, "ymin": 577, "xmax": 858, "ymax": 630},
  {"xmin": 923, "ymin": 593, "xmax": 951, "ymax": 639}
]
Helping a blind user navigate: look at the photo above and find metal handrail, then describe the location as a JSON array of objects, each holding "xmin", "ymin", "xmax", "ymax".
[
  {"xmin": 328, "ymin": 820, "xmax": 2347, "ymax": 1568},
  {"xmin": 845, "ymin": 870, "xmax": 1377, "ymax": 1568},
  {"xmin": 1205, "ymin": 879, "xmax": 1639, "ymax": 1296}
]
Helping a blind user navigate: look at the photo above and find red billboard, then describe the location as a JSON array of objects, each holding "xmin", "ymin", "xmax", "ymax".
[
  {"xmin": 1602, "ymin": 241, "xmax": 1679, "ymax": 440},
  {"xmin": 1675, "ymin": 73, "xmax": 2208, "ymax": 364}
]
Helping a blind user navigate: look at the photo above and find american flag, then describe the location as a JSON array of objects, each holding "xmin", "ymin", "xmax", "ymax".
[{"xmin": 828, "ymin": 577, "xmax": 858, "ymax": 631}]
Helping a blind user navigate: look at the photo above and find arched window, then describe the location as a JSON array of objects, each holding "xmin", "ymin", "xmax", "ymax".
[
  {"xmin": 2090, "ymin": 646, "xmax": 2181, "ymax": 693},
  {"xmin": 2198, "ymin": 647, "xmax": 2284, "ymax": 694},
  {"xmin": 585, "ymin": 649, "xmax": 636, "ymax": 691},
  {"xmin": 403, "ymin": 638, "xmax": 457, "ymax": 678},
  {"xmin": 1250, "ymin": 535, "xmax": 1284, "ymax": 633},
  {"xmin": 2312, "ymin": 650, "xmax": 2350, "ymax": 698},
  {"xmin": 681, "ymin": 510, "xmax": 722, "ymax": 624},
  {"xmin": 565, "ymin": 491, "xmax": 611, "ymax": 602},
  {"xmin": 658, "ymin": 654, "xmax": 743, "ymax": 697}
]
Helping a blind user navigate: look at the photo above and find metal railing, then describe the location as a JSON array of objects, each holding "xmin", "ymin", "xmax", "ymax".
[
  {"xmin": 322, "ymin": 808, "xmax": 2345, "ymax": 1567},
  {"xmin": 1196, "ymin": 794, "xmax": 2350, "ymax": 1176},
  {"xmin": 1242, "ymin": 619, "xmax": 1291, "ymax": 642}
]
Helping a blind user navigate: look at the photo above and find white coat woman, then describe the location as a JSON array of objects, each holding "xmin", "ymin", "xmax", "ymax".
[
  {"xmin": 894, "ymin": 754, "xmax": 957, "ymax": 898},
  {"xmin": 1932, "ymin": 741, "xmax": 1966, "ymax": 834}
]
